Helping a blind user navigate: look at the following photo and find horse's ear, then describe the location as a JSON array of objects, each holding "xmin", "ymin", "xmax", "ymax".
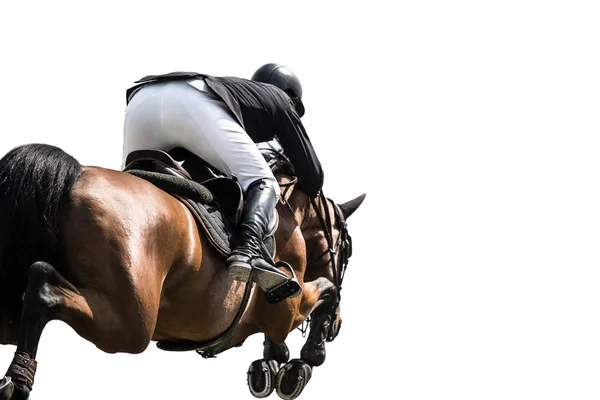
[{"xmin": 338, "ymin": 193, "xmax": 366, "ymax": 219}]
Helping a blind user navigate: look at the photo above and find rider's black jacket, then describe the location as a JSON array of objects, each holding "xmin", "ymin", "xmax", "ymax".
[{"xmin": 126, "ymin": 72, "xmax": 324, "ymax": 197}]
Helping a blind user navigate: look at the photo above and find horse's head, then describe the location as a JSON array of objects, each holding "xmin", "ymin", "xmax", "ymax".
[
  {"xmin": 301, "ymin": 191, "xmax": 365, "ymax": 341},
  {"xmin": 263, "ymin": 146, "xmax": 365, "ymax": 341}
]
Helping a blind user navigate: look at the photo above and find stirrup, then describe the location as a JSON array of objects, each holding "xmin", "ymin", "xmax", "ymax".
[
  {"xmin": 265, "ymin": 279, "xmax": 302, "ymax": 304},
  {"xmin": 228, "ymin": 256, "xmax": 302, "ymax": 303},
  {"xmin": 263, "ymin": 261, "xmax": 302, "ymax": 304},
  {"xmin": 227, "ymin": 255, "xmax": 286, "ymax": 288},
  {"xmin": 248, "ymin": 258, "xmax": 296, "ymax": 289}
]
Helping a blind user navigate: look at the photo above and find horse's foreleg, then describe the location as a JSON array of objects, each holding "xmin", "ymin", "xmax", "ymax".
[
  {"xmin": 247, "ymin": 336, "xmax": 290, "ymax": 398},
  {"xmin": 274, "ymin": 277, "xmax": 337, "ymax": 400},
  {"xmin": 1, "ymin": 261, "xmax": 156, "ymax": 400},
  {"xmin": 300, "ymin": 278, "xmax": 338, "ymax": 367}
]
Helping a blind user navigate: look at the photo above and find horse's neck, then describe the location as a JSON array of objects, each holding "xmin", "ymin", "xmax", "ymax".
[
  {"xmin": 287, "ymin": 187, "xmax": 330, "ymax": 248},
  {"xmin": 278, "ymin": 183, "xmax": 308, "ymax": 226}
]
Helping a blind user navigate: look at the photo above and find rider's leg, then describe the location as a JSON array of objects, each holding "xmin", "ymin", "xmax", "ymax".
[
  {"xmin": 225, "ymin": 178, "xmax": 282, "ymax": 283},
  {"xmin": 122, "ymin": 82, "xmax": 178, "ymax": 168},
  {"xmin": 122, "ymin": 80, "xmax": 298, "ymax": 297},
  {"xmin": 123, "ymin": 80, "xmax": 274, "ymax": 190}
]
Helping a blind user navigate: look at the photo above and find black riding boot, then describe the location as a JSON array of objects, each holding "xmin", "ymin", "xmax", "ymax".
[{"xmin": 227, "ymin": 179, "xmax": 301, "ymax": 300}]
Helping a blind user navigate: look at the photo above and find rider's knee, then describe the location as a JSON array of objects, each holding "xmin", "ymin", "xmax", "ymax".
[
  {"xmin": 246, "ymin": 177, "xmax": 280, "ymax": 201},
  {"xmin": 265, "ymin": 177, "xmax": 280, "ymax": 200}
]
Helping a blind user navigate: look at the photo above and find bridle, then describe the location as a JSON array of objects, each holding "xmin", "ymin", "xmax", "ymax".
[
  {"xmin": 308, "ymin": 193, "xmax": 352, "ymax": 302},
  {"xmin": 263, "ymin": 146, "xmax": 353, "ymax": 340},
  {"xmin": 307, "ymin": 192, "xmax": 352, "ymax": 340}
]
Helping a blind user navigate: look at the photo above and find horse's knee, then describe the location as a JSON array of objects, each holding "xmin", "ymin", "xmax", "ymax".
[
  {"xmin": 299, "ymin": 277, "xmax": 337, "ymax": 317},
  {"xmin": 314, "ymin": 277, "xmax": 337, "ymax": 299}
]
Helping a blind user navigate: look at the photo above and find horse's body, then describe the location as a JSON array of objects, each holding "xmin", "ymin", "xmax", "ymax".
[{"xmin": 0, "ymin": 144, "xmax": 364, "ymax": 399}]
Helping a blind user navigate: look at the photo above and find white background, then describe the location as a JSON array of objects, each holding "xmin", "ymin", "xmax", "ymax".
[{"xmin": 0, "ymin": 1, "xmax": 599, "ymax": 399}]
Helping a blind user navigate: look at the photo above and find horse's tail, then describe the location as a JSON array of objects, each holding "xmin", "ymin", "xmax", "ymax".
[{"xmin": 0, "ymin": 143, "xmax": 81, "ymax": 316}]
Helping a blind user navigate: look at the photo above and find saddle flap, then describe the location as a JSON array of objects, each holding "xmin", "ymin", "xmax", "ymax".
[{"xmin": 201, "ymin": 177, "xmax": 243, "ymax": 225}]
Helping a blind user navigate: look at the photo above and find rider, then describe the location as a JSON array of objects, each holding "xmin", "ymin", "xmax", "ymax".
[{"xmin": 122, "ymin": 63, "xmax": 324, "ymax": 301}]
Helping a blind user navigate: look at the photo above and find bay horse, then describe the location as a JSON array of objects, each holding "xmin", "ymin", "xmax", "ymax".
[{"xmin": 0, "ymin": 143, "xmax": 365, "ymax": 400}]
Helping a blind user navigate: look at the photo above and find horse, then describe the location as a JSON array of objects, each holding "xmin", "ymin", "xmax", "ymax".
[{"xmin": 0, "ymin": 143, "xmax": 365, "ymax": 400}]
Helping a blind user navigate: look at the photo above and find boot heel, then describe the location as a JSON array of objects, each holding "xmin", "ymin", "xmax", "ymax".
[
  {"xmin": 250, "ymin": 259, "xmax": 302, "ymax": 303},
  {"xmin": 228, "ymin": 261, "xmax": 252, "ymax": 283},
  {"xmin": 251, "ymin": 259, "xmax": 291, "ymax": 289}
]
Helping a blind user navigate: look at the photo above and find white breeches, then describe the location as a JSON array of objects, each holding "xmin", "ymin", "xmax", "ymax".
[{"xmin": 122, "ymin": 79, "xmax": 279, "ymax": 194}]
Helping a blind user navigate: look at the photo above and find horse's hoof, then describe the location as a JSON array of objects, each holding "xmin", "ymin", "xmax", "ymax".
[
  {"xmin": 10, "ymin": 382, "xmax": 30, "ymax": 400},
  {"xmin": 247, "ymin": 359, "xmax": 279, "ymax": 398},
  {"xmin": 275, "ymin": 359, "xmax": 312, "ymax": 400},
  {"xmin": 0, "ymin": 376, "xmax": 14, "ymax": 400}
]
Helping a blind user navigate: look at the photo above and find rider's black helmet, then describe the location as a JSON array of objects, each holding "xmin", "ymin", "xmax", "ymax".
[{"xmin": 252, "ymin": 63, "xmax": 305, "ymax": 117}]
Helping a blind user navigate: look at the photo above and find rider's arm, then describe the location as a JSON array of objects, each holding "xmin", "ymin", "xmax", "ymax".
[{"xmin": 276, "ymin": 109, "xmax": 324, "ymax": 198}]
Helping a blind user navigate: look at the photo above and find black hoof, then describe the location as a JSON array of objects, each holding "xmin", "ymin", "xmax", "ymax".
[
  {"xmin": 11, "ymin": 383, "xmax": 30, "ymax": 400},
  {"xmin": 276, "ymin": 359, "xmax": 312, "ymax": 400},
  {"xmin": 247, "ymin": 359, "xmax": 279, "ymax": 398},
  {"xmin": 0, "ymin": 377, "xmax": 14, "ymax": 400}
]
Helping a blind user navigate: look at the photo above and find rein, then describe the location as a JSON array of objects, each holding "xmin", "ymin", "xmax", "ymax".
[{"xmin": 262, "ymin": 146, "xmax": 353, "ymax": 337}]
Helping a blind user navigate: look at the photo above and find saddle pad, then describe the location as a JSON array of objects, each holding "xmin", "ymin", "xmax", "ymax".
[
  {"xmin": 126, "ymin": 168, "xmax": 277, "ymax": 259},
  {"xmin": 126, "ymin": 169, "xmax": 233, "ymax": 256},
  {"xmin": 180, "ymin": 197, "xmax": 235, "ymax": 256}
]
